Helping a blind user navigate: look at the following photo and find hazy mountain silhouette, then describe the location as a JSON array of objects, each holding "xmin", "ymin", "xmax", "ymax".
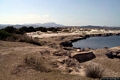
[
  {"xmin": 0, "ymin": 22, "xmax": 64, "ymax": 28},
  {"xmin": 0, "ymin": 23, "xmax": 120, "ymax": 30}
]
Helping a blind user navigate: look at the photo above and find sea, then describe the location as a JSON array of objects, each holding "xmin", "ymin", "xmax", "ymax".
[{"xmin": 72, "ymin": 35, "xmax": 120, "ymax": 49}]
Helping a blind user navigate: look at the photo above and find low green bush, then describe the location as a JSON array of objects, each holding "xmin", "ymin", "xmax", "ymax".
[{"xmin": 0, "ymin": 30, "xmax": 11, "ymax": 40}]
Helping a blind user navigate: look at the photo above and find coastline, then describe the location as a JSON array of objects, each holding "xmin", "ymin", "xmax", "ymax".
[
  {"xmin": 0, "ymin": 31, "xmax": 120, "ymax": 79},
  {"xmin": 59, "ymin": 32, "xmax": 120, "ymax": 48},
  {"xmin": 71, "ymin": 32, "xmax": 120, "ymax": 42}
]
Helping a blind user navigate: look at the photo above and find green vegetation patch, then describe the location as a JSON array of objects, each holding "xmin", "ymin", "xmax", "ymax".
[{"xmin": 0, "ymin": 29, "xmax": 11, "ymax": 40}]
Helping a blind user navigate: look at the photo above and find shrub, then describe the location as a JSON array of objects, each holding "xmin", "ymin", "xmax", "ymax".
[
  {"xmin": 0, "ymin": 29, "xmax": 11, "ymax": 40},
  {"xmin": 85, "ymin": 63, "xmax": 104, "ymax": 79},
  {"xmin": 4, "ymin": 26, "xmax": 16, "ymax": 33},
  {"xmin": 19, "ymin": 26, "xmax": 28, "ymax": 33},
  {"xmin": 24, "ymin": 55, "xmax": 51, "ymax": 72},
  {"xmin": 27, "ymin": 26, "xmax": 36, "ymax": 32},
  {"xmin": 47, "ymin": 27, "xmax": 59, "ymax": 32},
  {"xmin": 35, "ymin": 27, "xmax": 47, "ymax": 32},
  {"xmin": 6, "ymin": 34, "xmax": 41, "ymax": 46},
  {"xmin": 18, "ymin": 35, "xmax": 41, "ymax": 46}
]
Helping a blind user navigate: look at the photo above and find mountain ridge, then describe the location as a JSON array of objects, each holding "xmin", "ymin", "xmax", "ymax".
[{"xmin": 0, "ymin": 22, "xmax": 64, "ymax": 28}]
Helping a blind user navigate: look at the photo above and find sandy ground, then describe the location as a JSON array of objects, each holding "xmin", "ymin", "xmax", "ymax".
[
  {"xmin": 26, "ymin": 30, "xmax": 120, "ymax": 38},
  {"xmin": 0, "ymin": 32, "xmax": 120, "ymax": 80}
]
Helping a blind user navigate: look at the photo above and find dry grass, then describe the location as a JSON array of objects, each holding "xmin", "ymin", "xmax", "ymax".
[
  {"xmin": 0, "ymin": 40, "xmax": 97, "ymax": 80},
  {"xmin": 92, "ymin": 49, "xmax": 120, "ymax": 77},
  {"xmin": 0, "ymin": 30, "xmax": 41, "ymax": 46},
  {"xmin": 3, "ymin": 38, "xmax": 120, "ymax": 80},
  {"xmin": 24, "ymin": 55, "xmax": 51, "ymax": 72},
  {"xmin": 85, "ymin": 63, "xmax": 104, "ymax": 79},
  {"xmin": 93, "ymin": 57, "xmax": 120, "ymax": 76},
  {"xmin": 6, "ymin": 34, "xmax": 41, "ymax": 46}
]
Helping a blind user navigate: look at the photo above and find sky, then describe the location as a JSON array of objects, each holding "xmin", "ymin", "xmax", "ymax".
[{"xmin": 0, "ymin": 0, "xmax": 120, "ymax": 26}]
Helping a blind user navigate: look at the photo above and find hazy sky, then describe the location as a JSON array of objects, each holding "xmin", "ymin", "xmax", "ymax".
[{"xmin": 0, "ymin": 0, "xmax": 120, "ymax": 26}]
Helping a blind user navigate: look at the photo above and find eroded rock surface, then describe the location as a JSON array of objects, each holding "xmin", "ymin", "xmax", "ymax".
[{"xmin": 71, "ymin": 51, "xmax": 96, "ymax": 63}]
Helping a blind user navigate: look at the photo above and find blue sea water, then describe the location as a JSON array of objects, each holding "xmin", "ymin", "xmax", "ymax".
[{"xmin": 72, "ymin": 35, "xmax": 120, "ymax": 48}]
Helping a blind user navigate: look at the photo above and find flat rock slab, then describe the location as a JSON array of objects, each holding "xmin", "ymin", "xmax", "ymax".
[{"xmin": 71, "ymin": 51, "xmax": 96, "ymax": 63}]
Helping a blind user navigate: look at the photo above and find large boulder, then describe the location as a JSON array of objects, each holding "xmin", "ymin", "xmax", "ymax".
[
  {"xmin": 71, "ymin": 51, "xmax": 96, "ymax": 63},
  {"xmin": 60, "ymin": 41, "xmax": 73, "ymax": 47}
]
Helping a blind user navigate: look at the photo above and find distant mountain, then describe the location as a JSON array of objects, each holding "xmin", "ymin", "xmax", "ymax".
[
  {"xmin": 42, "ymin": 22, "xmax": 64, "ymax": 27},
  {"xmin": 0, "ymin": 24, "xmax": 11, "ymax": 28},
  {"xmin": 0, "ymin": 22, "xmax": 64, "ymax": 28}
]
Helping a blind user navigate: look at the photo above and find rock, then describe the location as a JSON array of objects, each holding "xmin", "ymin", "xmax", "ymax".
[
  {"xmin": 53, "ymin": 50, "xmax": 69, "ymax": 56},
  {"xmin": 63, "ymin": 47, "xmax": 74, "ymax": 50},
  {"xmin": 104, "ymin": 47, "xmax": 108, "ymax": 49},
  {"xmin": 39, "ymin": 50, "xmax": 50, "ymax": 55},
  {"xmin": 106, "ymin": 51, "xmax": 114, "ymax": 58},
  {"xmin": 48, "ymin": 43, "xmax": 59, "ymax": 49},
  {"xmin": 60, "ymin": 41, "xmax": 73, "ymax": 47},
  {"xmin": 84, "ymin": 47, "xmax": 91, "ymax": 51},
  {"xmin": 77, "ymin": 49, "xmax": 81, "ymax": 52},
  {"xmin": 71, "ymin": 51, "xmax": 96, "ymax": 63},
  {"xmin": 106, "ymin": 50, "xmax": 120, "ymax": 58},
  {"xmin": 64, "ymin": 58, "xmax": 78, "ymax": 67}
]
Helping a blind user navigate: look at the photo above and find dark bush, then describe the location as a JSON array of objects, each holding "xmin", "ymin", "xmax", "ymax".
[
  {"xmin": 27, "ymin": 26, "xmax": 36, "ymax": 32},
  {"xmin": 35, "ymin": 27, "xmax": 47, "ymax": 32},
  {"xmin": 15, "ymin": 29, "xmax": 24, "ymax": 34},
  {"xmin": 0, "ymin": 30, "xmax": 11, "ymax": 40},
  {"xmin": 47, "ymin": 27, "xmax": 57, "ymax": 32},
  {"xmin": 19, "ymin": 26, "xmax": 28, "ymax": 33},
  {"xmin": 4, "ymin": 26, "xmax": 16, "ymax": 33}
]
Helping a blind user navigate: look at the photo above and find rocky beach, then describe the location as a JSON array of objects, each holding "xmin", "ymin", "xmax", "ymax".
[{"xmin": 0, "ymin": 28, "xmax": 120, "ymax": 80}]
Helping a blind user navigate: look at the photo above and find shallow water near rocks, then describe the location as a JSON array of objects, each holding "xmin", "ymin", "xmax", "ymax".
[{"xmin": 73, "ymin": 35, "xmax": 120, "ymax": 48}]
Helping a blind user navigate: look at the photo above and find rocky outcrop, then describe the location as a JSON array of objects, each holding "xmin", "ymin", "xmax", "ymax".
[
  {"xmin": 71, "ymin": 51, "xmax": 96, "ymax": 63},
  {"xmin": 84, "ymin": 47, "xmax": 92, "ymax": 51},
  {"xmin": 70, "ymin": 35, "xmax": 89, "ymax": 42},
  {"xmin": 60, "ymin": 41, "xmax": 73, "ymax": 47},
  {"xmin": 106, "ymin": 50, "xmax": 120, "ymax": 58}
]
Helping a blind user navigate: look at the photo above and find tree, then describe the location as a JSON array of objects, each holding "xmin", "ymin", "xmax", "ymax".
[
  {"xmin": 4, "ymin": 26, "xmax": 16, "ymax": 33},
  {"xmin": 0, "ymin": 30, "xmax": 11, "ymax": 40},
  {"xmin": 27, "ymin": 26, "xmax": 36, "ymax": 32},
  {"xmin": 47, "ymin": 27, "xmax": 60, "ymax": 32},
  {"xmin": 19, "ymin": 26, "xmax": 28, "ymax": 33},
  {"xmin": 35, "ymin": 27, "xmax": 47, "ymax": 32}
]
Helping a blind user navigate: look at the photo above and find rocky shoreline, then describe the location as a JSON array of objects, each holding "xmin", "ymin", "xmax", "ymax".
[
  {"xmin": 60, "ymin": 32, "xmax": 120, "ymax": 48},
  {"xmin": 0, "ymin": 31, "xmax": 120, "ymax": 80}
]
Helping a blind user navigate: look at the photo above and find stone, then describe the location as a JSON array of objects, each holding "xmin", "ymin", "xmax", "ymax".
[
  {"xmin": 71, "ymin": 51, "xmax": 96, "ymax": 63},
  {"xmin": 53, "ymin": 50, "xmax": 69, "ymax": 56},
  {"xmin": 106, "ymin": 50, "xmax": 120, "ymax": 58},
  {"xmin": 84, "ymin": 47, "xmax": 91, "ymax": 51},
  {"xmin": 60, "ymin": 41, "xmax": 73, "ymax": 47},
  {"xmin": 77, "ymin": 49, "xmax": 81, "ymax": 52}
]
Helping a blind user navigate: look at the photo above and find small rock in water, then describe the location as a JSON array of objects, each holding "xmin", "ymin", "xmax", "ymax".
[{"xmin": 77, "ymin": 49, "xmax": 81, "ymax": 52}]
